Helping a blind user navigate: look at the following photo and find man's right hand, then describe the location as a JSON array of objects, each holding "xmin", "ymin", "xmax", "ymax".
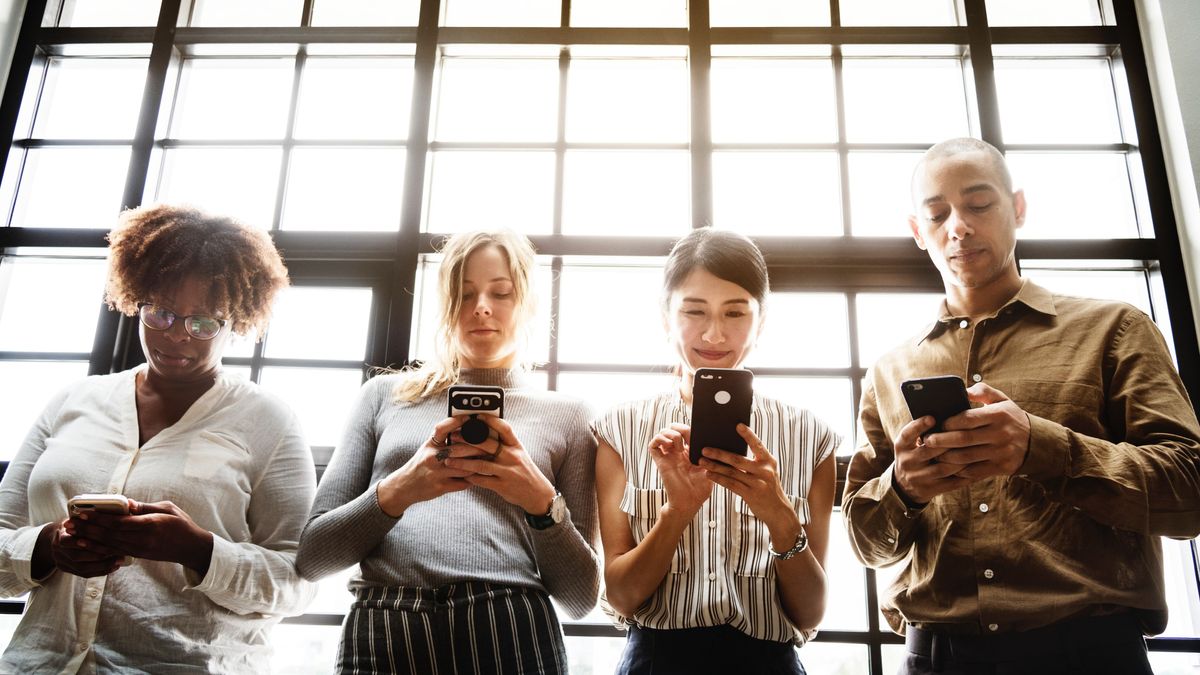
[{"xmin": 892, "ymin": 415, "xmax": 971, "ymax": 506}]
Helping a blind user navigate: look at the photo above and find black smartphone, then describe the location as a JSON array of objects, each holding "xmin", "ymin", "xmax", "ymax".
[
  {"xmin": 447, "ymin": 385, "xmax": 504, "ymax": 446},
  {"xmin": 689, "ymin": 368, "xmax": 754, "ymax": 465},
  {"xmin": 901, "ymin": 375, "xmax": 970, "ymax": 434}
]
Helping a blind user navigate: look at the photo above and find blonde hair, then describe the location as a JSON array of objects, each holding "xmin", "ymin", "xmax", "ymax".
[{"xmin": 392, "ymin": 229, "xmax": 538, "ymax": 402}]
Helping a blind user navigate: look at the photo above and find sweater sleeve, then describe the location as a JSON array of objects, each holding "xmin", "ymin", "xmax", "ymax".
[
  {"xmin": 296, "ymin": 377, "xmax": 403, "ymax": 580},
  {"xmin": 528, "ymin": 399, "xmax": 601, "ymax": 620}
]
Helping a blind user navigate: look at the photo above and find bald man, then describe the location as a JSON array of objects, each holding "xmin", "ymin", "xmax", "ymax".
[{"xmin": 843, "ymin": 137, "xmax": 1200, "ymax": 675}]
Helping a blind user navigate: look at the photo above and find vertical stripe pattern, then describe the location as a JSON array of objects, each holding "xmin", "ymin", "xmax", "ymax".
[
  {"xmin": 336, "ymin": 583, "xmax": 567, "ymax": 675},
  {"xmin": 592, "ymin": 391, "xmax": 840, "ymax": 644}
]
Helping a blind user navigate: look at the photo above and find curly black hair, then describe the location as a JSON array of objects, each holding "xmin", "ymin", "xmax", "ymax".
[{"xmin": 105, "ymin": 204, "xmax": 289, "ymax": 339}]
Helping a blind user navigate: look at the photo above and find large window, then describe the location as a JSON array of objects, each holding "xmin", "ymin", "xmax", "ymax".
[{"xmin": 1, "ymin": 1, "xmax": 1198, "ymax": 673}]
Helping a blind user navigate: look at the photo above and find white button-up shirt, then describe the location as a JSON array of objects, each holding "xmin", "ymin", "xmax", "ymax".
[{"xmin": 0, "ymin": 366, "xmax": 316, "ymax": 674}]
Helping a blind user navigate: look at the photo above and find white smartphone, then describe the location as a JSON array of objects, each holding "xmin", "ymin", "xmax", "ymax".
[{"xmin": 68, "ymin": 493, "xmax": 131, "ymax": 516}]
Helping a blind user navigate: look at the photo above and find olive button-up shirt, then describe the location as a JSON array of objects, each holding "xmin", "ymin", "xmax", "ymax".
[{"xmin": 843, "ymin": 279, "xmax": 1200, "ymax": 635}]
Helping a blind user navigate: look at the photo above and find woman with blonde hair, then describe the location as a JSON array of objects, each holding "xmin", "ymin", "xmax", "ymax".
[{"xmin": 297, "ymin": 229, "xmax": 599, "ymax": 674}]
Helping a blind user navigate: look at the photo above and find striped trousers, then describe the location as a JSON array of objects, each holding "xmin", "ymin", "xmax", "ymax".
[{"xmin": 337, "ymin": 582, "xmax": 569, "ymax": 675}]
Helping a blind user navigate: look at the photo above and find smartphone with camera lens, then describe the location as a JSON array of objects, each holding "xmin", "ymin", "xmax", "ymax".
[
  {"xmin": 447, "ymin": 385, "xmax": 504, "ymax": 446},
  {"xmin": 901, "ymin": 375, "xmax": 970, "ymax": 434},
  {"xmin": 689, "ymin": 368, "xmax": 754, "ymax": 465},
  {"xmin": 68, "ymin": 494, "xmax": 131, "ymax": 515}
]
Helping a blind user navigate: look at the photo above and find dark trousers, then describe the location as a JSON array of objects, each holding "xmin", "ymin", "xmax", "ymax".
[
  {"xmin": 337, "ymin": 582, "xmax": 568, "ymax": 675},
  {"xmin": 615, "ymin": 624, "xmax": 807, "ymax": 675},
  {"xmin": 900, "ymin": 613, "xmax": 1155, "ymax": 675}
]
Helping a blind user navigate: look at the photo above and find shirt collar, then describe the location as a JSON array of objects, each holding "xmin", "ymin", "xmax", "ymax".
[{"xmin": 915, "ymin": 278, "xmax": 1058, "ymax": 345}]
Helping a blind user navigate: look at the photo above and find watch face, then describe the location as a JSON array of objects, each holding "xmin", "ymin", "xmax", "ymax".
[{"xmin": 550, "ymin": 493, "xmax": 567, "ymax": 523}]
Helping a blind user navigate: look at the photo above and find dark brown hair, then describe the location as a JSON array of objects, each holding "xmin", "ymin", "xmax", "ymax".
[
  {"xmin": 662, "ymin": 227, "xmax": 769, "ymax": 310},
  {"xmin": 105, "ymin": 204, "xmax": 289, "ymax": 339}
]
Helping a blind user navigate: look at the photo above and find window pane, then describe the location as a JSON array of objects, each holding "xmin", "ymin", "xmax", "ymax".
[
  {"xmin": 311, "ymin": 0, "xmax": 420, "ymax": 26},
  {"xmin": 258, "ymin": 367, "xmax": 363, "ymax": 447},
  {"xmin": 295, "ymin": 58, "xmax": 414, "ymax": 140},
  {"xmin": 281, "ymin": 148, "xmax": 405, "ymax": 232},
  {"xmin": 262, "ymin": 287, "xmax": 373, "ymax": 361},
  {"xmin": 0, "ymin": 361, "xmax": 90, "ymax": 461},
  {"xmin": 570, "ymin": 0, "xmax": 686, "ymax": 27},
  {"xmin": 843, "ymin": 59, "xmax": 970, "ymax": 143},
  {"xmin": 567, "ymin": 58, "xmax": 688, "ymax": 142},
  {"xmin": 170, "ymin": 59, "xmax": 295, "ymax": 140},
  {"xmin": 269, "ymin": 622, "xmax": 341, "ymax": 675},
  {"xmin": 712, "ymin": 151, "xmax": 842, "ymax": 235},
  {"xmin": 1023, "ymin": 268, "xmax": 1152, "ymax": 315},
  {"xmin": 748, "ymin": 293, "xmax": 849, "ymax": 368},
  {"xmin": 818, "ymin": 510, "xmax": 870, "ymax": 629},
  {"xmin": 800, "ymin": 640, "xmax": 871, "ymax": 672},
  {"xmin": 856, "ymin": 293, "xmax": 944, "ymax": 370},
  {"xmin": 753, "ymin": 377, "xmax": 854, "ymax": 454},
  {"xmin": 0, "ymin": 257, "xmax": 107, "ymax": 352},
  {"xmin": 411, "ymin": 257, "xmax": 552, "ymax": 365},
  {"xmin": 32, "ymin": 58, "xmax": 147, "ymax": 139},
  {"xmin": 1007, "ymin": 152, "xmax": 1139, "ymax": 239},
  {"xmin": 882, "ymin": 644, "xmax": 907, "ymax": 674},
  {"xmin": 986, "ymin": 0, "xmax": 1105, "ymax": 26},
  {"xmin": 848, "ymin": 152, "xmax": 925, "ymax": 237},
  {"xmin": 6, "ymin": 147, "xmax": 129, "ymax": 228},
  {"xmin": 1162, "ymin": 539, "xmax": 1200, "ymax": 637},
  {"xmin": 434, "ymin": 57, "xmax": 558, "ymax": 142},
  {"xmin": 188, "ymin": 0, "xmax": 303, "ymax": 26},
  {"xmin": 424, "ymin": 151, "xmax": 555, "ymax": 233},
  {"xmin": 709, "ymin": 0, "xmax": 829, "ymax": 27},
  {"xmin": 995, "ymin": 59, "xmax": 1122, "ymax": 144},
  {"xmin": 710, "ymin": 58, "xmax": 837, "ymax": 143},
  {"xmin": 564, "ymin": 635, "xmax": 627, "ymax": 674},
  {"xmin": 557, "ymin": 264, "xmax": 666, "ymax": 365},
  {"xmin": 556, "ymin": 372, "xmax": 677, "ymax": 412},
  {"xmin": 52, "ymin": 0, "xmax": 161, "ymax": 26},
  {"xmin": 441, "ymin": 0, "xmax": 560, "ymax": 27},
  {"xmin": 840, "ymin": 0, "xmax": 959, "ymax": 25},
  {"xmin": 562, "ymin": 150, "xmax": 690, "ymax": 236},
  {"xmin": 154, "ymin": 147, "xmax": 282, "ymax": 229}
]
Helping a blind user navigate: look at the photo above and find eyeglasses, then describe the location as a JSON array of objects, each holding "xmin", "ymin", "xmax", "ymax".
[{"xmin": 137, "ymin": 303, "xmax": 227, "ymax": 340}]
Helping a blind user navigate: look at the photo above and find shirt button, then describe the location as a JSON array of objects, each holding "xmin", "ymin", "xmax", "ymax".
[
  {"xmin": 988, "ymin": 623, "xmax": 999, "ymax": 632},
  {"xmin": 108, "ymin": 488, "xmax": 120, "ymax": 494},
  {"xmin": 887, "ymin": 536, "xmax": 896, "ymax": 544},
  {"xmin": 708, "ymin": 520, "xmax": 717, "ymax": 529},
  {"xmin": 979, "ymin": 503, "xmax": 989, "ymax": 513},
  {"xmin": 707, "ymin": 572, "xmax": 716, "ymax": 581},
  {"xmin": 88, "ymin": 588, "xmax": 100, "ymax": 598},
  {"xmin": 972, "ymin": 373, "xmax": 982, "ymax": 383},
  {"xmin": 984, "ymin": 569, "xmax": 995, "ymax": 579},
  {"xmin": 959, "ymin": 319, "xmax": 969, "ymax": 329},
  {"xmin": 77, "ymin": 642, "xmax": 88, "ymax": 653}
]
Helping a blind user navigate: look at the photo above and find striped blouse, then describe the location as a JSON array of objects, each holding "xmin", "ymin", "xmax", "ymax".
[{"xmin": 592, "ymin": 390, "xmax": 840, "ymax": 644}]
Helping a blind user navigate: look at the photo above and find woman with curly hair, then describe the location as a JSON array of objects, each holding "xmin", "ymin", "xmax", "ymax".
[
  {"xmin": 296, "ymin": 229, "xmax": 599, "ymax": 675},
  {"xmin": 0, "ymin": 204, "xmax": 316, "ymax": 673}
]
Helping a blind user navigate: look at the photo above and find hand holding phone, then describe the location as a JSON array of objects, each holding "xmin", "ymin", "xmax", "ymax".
[
  {"xmin": 901, "ymin": 376, "xmax": 970, "ymax": 435},
  {"xmin": 689, "ymin": 368, "xmax": 754, "ymax": 465}
]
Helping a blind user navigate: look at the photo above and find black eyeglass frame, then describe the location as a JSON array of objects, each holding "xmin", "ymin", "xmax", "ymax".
[{"xmin": 136, "ymin": 302, "xmax": 229, "ymax": 341}]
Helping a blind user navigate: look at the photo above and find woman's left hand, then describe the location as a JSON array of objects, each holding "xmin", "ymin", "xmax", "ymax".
[
  {"xmin": 65, "ymin": 500, "xmax": 215, "ymax": 577},
  {"xmin": 698, "ymin": 423, "xmax": 800, "ymax": 541},
  {"xmin": 444, "ymin": 415, "xmax": 557, "ymax": 516}
]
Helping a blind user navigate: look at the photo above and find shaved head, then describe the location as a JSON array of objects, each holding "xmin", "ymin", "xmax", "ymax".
[{"xmin": 911, "ymin": 137, "xmax": 1013, "ymax": 207}]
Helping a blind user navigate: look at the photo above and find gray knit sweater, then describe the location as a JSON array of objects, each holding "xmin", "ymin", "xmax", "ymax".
[{"xmin": 295, "ymin": 368, "xmax": 601, "ymax": 619}]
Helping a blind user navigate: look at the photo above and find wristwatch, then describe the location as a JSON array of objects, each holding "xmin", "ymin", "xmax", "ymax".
[
  {"xmin": 525, "ymin": 492, "xmax": 566, "ymax": 530},
  {"xmin": 771, "ymin": 528, "xmax": 809, "ymax": 560}
]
